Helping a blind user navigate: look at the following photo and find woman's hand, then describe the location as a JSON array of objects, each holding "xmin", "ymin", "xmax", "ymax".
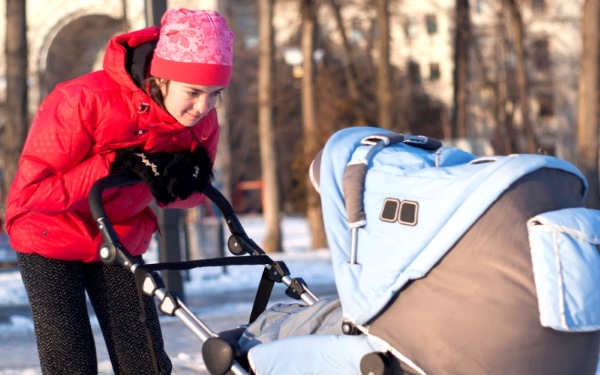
[{"xmin": 110, "ymin": 147, "xmax": 213, "ymax": 204}]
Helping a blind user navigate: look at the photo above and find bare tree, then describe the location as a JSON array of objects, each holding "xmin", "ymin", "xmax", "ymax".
[
  {"xmin": 215, "ymin": 1, "xmax": 234, "ymax": 202},
  {"xmin": 375, "ymin": 0, "xmax": 392, "ymax": 130},
  {"xmin": 2, "ymin": 0, "xmax": 28, "ymax": 225},
  {"xmin": 326, "ymin": 0, "xmax": 367, "ymax": 125},
  {"xmin": 504, "ymin": 0, "xmax": 537, "ymax": 153},
  {"xmin": 577, "ymin": 0, "xmax": 600, "ymax": 208},
  {"xmin": 452, "ymin": 0, "xmax": 470, "ymax": 138},
  {"xmin": 472, "ymin": 3, "xmax": 518, "ymax": 154},
  {"xmin": 258, "ymin": 0, "xmax": 283, "ymax": 252},
  {"xmin": 301, "ymin": 0, "xmax": 327, "ymax": 249}
]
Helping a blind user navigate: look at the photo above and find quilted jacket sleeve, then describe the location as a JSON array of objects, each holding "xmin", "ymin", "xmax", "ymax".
[{"xmin": 11, "ymin": 86, "xmax": 114, "ymax": 214}]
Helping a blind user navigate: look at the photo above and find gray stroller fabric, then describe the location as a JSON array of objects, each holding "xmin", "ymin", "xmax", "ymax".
[{"xmin": 238, "ymin": 295, "xmax": 343, "ymax": 353}]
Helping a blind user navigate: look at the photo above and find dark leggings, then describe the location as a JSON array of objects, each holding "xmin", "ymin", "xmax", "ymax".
[{"xmin": 17, "ymin": 252, "xmax": 172, "ymax": 375}]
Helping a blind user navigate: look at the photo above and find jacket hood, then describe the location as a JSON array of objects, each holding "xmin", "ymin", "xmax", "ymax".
[{"xmin": 103, "ymin": 26, "xmax": 160, "ymax": 91}]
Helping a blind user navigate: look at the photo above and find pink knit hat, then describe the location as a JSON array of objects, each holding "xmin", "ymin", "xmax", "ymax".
[{"xmin": 150, "ymin": 9, "xmax": 235, "ymax": 86}]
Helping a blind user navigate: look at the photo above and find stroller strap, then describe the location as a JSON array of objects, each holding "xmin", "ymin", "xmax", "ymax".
[{"xmin": 137, "ymin": 255, "xmax": 272, "ymax": 272}]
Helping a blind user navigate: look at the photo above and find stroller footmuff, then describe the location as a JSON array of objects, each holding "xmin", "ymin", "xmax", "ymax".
[{"xmin": 244, "ymin": 127, "xmax": 600, "ymax": 375}]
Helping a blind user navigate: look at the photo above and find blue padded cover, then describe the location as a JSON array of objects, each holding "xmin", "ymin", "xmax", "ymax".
[
  {"xmin": 528, "ymin": 207, "xmax": 600, "ymax": 332},
  {"xmin": 247, "ymin": 334, "xmax": 389, "ymax": 375}
]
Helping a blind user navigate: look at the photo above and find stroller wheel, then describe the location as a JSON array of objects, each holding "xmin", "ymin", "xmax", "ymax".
[
  {"xmin": 202, "ymin": 336, "xmax": 239, "ymax": 375},
  {"xmin": 360, "ymin": 352, "xmax": 393, "ymax": 375},
  {"xmin": 342, "ymin": 320, "xmax": 361, "ymax": 335}
]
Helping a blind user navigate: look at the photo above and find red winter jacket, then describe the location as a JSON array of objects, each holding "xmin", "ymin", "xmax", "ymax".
[{"xmin": 6, "ymin": 26, "xmax": 220, "ymax": 262}]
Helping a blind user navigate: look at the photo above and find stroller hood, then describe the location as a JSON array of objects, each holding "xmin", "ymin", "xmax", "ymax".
[{"xmin": 316, "ymin": 126, "xmax": 587, "ymax": 325}]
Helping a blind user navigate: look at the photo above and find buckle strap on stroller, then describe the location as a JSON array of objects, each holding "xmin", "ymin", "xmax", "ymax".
[
  {"xmin": 250, "ymin": 262, "xmax": 294, "ymax": 323},
  {"xmin": 248, "ymin": 261, "xmax": 315, "ymax": 324},
  {"xmin": 250, "ymin": 266, "xmax": 279, "ymax": 323},
  {"xmin": 343, "ymin": 133, "xmax": 442, "ymax": 264}
]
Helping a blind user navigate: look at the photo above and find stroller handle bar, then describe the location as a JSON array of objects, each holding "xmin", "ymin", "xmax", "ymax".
[
  {"xmin": 89, "ymin": 175, "xmax": 266, "ymax": 258},
  {"xmin": 89, "ymin": 175, "xmax": 319, "ymax": 305},
  {"xmin": 89, "ymin": 174, "xmax": 140, "ymax": 223},
  {"xmin": 89, "ymin": 176, "xmax": 319, "ymax": 305}
]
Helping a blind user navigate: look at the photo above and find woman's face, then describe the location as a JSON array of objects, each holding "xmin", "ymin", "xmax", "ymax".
[{"xmin": 157, "ymin": 79, "xmax": 224, "ymax": 127}]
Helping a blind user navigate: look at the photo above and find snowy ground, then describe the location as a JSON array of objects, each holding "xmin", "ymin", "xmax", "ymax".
[
  {"xmin": 0, "ymin": 215, "xmax": 337, "ymax": 374},
  {"xmin": 1, "ymin": 214, "xmax": 598, "ymax": 375}
]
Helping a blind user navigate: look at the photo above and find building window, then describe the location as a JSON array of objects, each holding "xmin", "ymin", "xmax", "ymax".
[
  {"xmin": 474, "ymin": 0, "xmax": 484, "ymax": 13},
  {"xmin": 532, "ymin": 0, "xmax": 545, "ymax": 13},
  {"xmin": 235, "ymin": 4, "xmax": 258, "ymax": 50},
  {"xmin": 403, "ymin": 18, "xmax": 417, "ymax": 38},
  {"xmin": 537, "ymin": 94, "xmax": 554, "ymax": 117},
  {"xmin": 350, "ymin": 19, "xmax": 365, "ymax": 43},
  {"xmin": 429, "ymin": 63, "xmax": 441, "ymax": 81},
  {"xmin": 425, "ymin": 14, "xmax": 437, "ymax": 34},
  {"xmin": 532, "ymin": 38, "xmax": 550, "ymax": 71},
  {"xmin": 409, "ymin": 61, "xmax": 421, "ymax": 84}
]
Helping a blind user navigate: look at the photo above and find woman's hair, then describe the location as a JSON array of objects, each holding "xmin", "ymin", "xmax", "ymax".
[{"xmin": 147, "ymin": 77, "xmax": 168, "ymax": 111}]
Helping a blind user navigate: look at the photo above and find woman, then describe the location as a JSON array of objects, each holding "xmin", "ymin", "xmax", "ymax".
[{"xmin": 5, "ymin": 8, "xmax": 234, "ymax": 374}]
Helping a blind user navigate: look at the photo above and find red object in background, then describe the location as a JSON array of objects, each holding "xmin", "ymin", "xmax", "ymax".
[{"xmin": 233, "ymin": 180, "xmax": 264, "ymax": 214}]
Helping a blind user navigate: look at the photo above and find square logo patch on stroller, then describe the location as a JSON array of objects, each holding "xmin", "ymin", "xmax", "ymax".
[{"xmin": 380, "ymin": 198, "xmax": 419, "ymax": 226}]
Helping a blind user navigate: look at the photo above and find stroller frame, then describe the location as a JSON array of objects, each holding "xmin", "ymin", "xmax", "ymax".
[{"xmin": 89, "ymin": 175, "xmax": 320, "ymax": 375}]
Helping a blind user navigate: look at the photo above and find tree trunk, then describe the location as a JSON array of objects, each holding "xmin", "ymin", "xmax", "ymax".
[
  {"xmin": 452, "ymin": 0, "xmax": 470, "ymax": 138},
  {"xmin": 577, "ymin": 0, "xmax": 600, "ymax": 208},
  {"xmin": 258, "ymin": 0, "xmax": 282, "ymax": 252},
  {"xmin": 326, "ymin": 0, "xmax": 367, "ymax": 125},
  {"xmin": 2, "ymin": 0, "xmax": 29, "ymax": 227},
  {"xmin": 505, "ymin": 0, "xmax": 537, "ymax": 153},
  {"xmin": 375, "ymin": 0, "xmax": 393, "ymax": 130},
  {"xmin": 301, "ymin": 0, "xmax": 327, "ymax": 250},
  {"xmin": 215, "ymin": 1, "xmax": 234, "ymax": 201}
]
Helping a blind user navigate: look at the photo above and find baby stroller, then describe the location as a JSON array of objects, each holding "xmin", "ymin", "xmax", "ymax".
[
  {"xmin": 242, "ymin": 126, "xmax": 600, "ymax": 375},
  {"xmin": 91, "ymin": 126, "xmax": 600, "ymax": 375}
]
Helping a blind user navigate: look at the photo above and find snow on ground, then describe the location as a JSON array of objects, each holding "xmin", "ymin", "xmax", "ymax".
[
  {"xmin": 0, "ymin": 215, "xmax": 336, "ymax": 374},
  {"xmin": 1, "ymin": 215, "xmax": 598, "ymax": 375}
]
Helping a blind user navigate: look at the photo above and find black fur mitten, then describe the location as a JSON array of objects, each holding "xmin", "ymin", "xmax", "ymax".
[
  {"xmin": 164, "ymin": 147, "xmax": 214, "ymax": 199},
  {"xmin": 110, "ymin": 148, "xmax": 176, "ymax": 204}
]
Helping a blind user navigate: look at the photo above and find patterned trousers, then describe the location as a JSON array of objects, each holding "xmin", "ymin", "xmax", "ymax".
[{"xmin": 17, "ymin": 252, "xmax": 172, "ymax": 375}]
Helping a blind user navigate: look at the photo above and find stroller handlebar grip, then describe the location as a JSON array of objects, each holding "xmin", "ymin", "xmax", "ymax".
[
  {"xmin": 89, "ymin": 174, "xmax": 142, "ymax": 222},
  {"xmin": 203, "ymin": 184, "xmax": 235, "ymax": 217},
  {"xmin": 89, "ymin": 175, "xmax": 265, "ymax": 257}
]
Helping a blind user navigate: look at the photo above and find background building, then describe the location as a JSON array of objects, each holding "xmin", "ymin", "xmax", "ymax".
[{"xmin": 0, "ymin": 0, "xmax": 585, "ymax": 177}]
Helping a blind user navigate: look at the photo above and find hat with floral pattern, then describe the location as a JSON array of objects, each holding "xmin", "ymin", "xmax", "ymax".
[{"xmin": 150, "ymin": 8, "xmax": 234, "ymax": 86}]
